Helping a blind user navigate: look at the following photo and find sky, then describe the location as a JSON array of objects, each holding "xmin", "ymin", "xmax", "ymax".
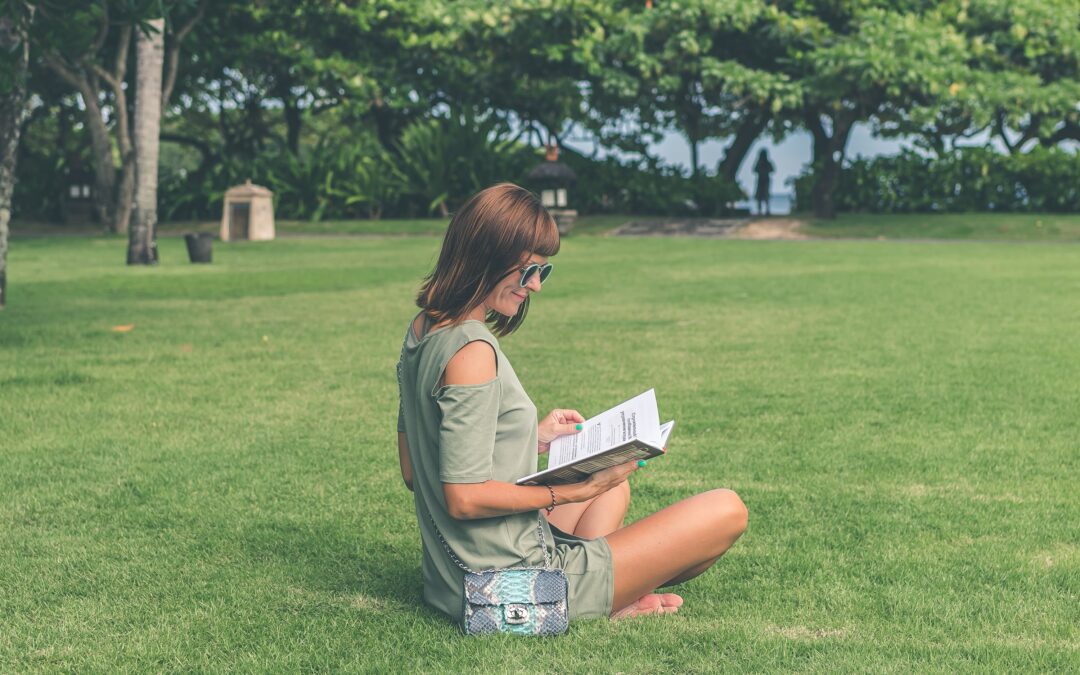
[
  {"xmin": 650, "ymin": 123, "xmax": 909, "ymax": 199},
  {"xmin": 559, "ymin": 121, "xmax": 912, "ymax": 213}
]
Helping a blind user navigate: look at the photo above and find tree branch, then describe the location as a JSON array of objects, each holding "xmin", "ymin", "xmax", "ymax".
[
  {"xmin": 42, "ymin": 52, "xmax": 86, "ymax": 91},
  {"xmin": 88, "ymin": 2, "xmax": 109, "ymax": 56},
  {"xmin": 161, "ymin": 0, "xmax": 208, "ymax": 110},
  {"xmin": 1046, "ymin": 120, "xmax": 1080, "ymax": 146},
  {"xmin": 160, "ymin": 131, "xmax": 213, "ymax": 156},
  {"xmin": 994, "ymin": 111, "xmax": 1017, "ymax": 153},
  {"xmin": 87, "ymin": 61, "xmax": 119, "ymax": 91},
  {"xmin": 113, "ymin": 25, "xmax": 131, "ymax": 84}
]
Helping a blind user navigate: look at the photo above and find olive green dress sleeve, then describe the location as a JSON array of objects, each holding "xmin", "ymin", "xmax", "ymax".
[{"xmin": 435, "ymin": 379, "xmax": 501, "ymax": 483}]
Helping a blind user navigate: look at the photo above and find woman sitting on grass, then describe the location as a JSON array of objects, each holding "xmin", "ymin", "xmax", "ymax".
[{"xmin": 395, "ymin": 182, "xmax": 747, "ymax": 625}]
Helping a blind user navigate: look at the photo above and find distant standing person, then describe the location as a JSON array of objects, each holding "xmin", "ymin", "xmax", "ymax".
[{"xmin": 753, "ymin": 149, "xmax": 774, "ymax": 216}]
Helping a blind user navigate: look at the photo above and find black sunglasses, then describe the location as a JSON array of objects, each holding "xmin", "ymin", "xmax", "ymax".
[{"xmin": 517, "ymin": 263, "xmax": 553, "ymax": 287}]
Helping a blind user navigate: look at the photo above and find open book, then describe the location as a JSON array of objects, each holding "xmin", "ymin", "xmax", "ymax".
[{"xmin": 517, "ymin": 389, "xmax": 674, "ymax": 486}]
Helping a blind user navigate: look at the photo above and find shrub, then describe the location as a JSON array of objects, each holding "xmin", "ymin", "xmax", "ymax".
[
  {"xmin": 793, "ymin": 146, "xmax": 1080, "ymax": 213},
  {"xmin": 558, "ymin": 151, "xmax": 745, "ymax": 216}
]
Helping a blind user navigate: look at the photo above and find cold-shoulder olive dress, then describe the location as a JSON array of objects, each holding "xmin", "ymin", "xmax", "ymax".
[{"xmin": 396, "ymin": 313, "xmax": 614, "ymax": 623}]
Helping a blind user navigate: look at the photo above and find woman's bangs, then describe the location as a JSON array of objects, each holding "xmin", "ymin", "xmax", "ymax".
[{"xmin": 530, "ymin": 211, "xmax": 561, "ymax": 258}]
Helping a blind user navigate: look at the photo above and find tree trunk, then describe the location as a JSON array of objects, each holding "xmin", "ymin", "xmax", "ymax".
[
  {"xmin": 806, "ymin": 112, "xmax": 854, "ymax": 219},
  {"xmin": 370, "ymin": 96, "xmax": 397, "ymax": 151},
  {"xmin": 45, "ymin": 66, "xmax": 118, "ymax": 228},
  {"xmin": 689, "ymin": 137, "xmax": 699, "ymax": 180},
  {"xmin": 717, "ymin": 115, "xmax": 766, "ymax": 181},
  {"xmin": 129, "ymin": 19, "xmax": 165, "ymax": 265},
  {"xmin": 811, "ymin": 156, "xmax": 839, "ymax": 219},
  {"xmin": 106, "ymin": 26, "xmax": 135, "ymax": 235},
  {"xmin": 0, "ymin": 7, "xmax": 33, "ymax": 309},
  {"xmin": 285, "ymin": 98, "xmax": 302, "ymax": 154},
  {"xmin": 283, "ymin": 91, "xmax": 302, "ymax": 155}
]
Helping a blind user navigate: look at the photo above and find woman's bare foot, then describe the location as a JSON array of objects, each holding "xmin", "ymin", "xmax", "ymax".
[{"xmin": 610, "ymin": 593, "xmax": 683, "ymax": 619}]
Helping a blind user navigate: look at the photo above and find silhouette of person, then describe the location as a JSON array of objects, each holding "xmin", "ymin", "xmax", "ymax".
[{"xmin": 753, "ymin": 149, "xmax": 774, "ymax": 216}]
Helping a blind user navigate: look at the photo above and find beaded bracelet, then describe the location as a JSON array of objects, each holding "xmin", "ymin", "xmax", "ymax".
[{"xmin": 545, "ymin": 484, "xmax": 557, "ymax": 514}]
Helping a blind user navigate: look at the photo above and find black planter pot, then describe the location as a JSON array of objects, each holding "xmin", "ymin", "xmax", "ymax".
[{"xmin": 184, "ymin": 232, "xmax": 213, "ymax": 263}]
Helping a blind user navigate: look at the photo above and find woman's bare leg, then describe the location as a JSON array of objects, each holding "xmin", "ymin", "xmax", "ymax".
[
  {"xmin": 606, "ymin": 489, "xmax": 747, "ymax": 615},
  {"xmin": 545, "ymin": 481, "xmax": 630, "ymax": 539}
]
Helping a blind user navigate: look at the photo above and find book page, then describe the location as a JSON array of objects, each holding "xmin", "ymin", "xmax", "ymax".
[
  {"xmin": 548, "ymin": 389, "xmax": 661, "ymax": 469},
  {"xmin": 658, "ymin": 420, "xmax": 674, "ymax": 447}
]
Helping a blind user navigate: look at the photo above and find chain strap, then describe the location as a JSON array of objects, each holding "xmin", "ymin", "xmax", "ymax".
[{"xmin": 428, "ymin": 509, "xmax": 552, "ymax": 574}]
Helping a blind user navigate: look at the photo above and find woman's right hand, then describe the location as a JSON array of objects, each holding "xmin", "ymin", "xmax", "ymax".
[{"xmin": 574, "ymin": 460, "xmax": 640, "ymax": 502}]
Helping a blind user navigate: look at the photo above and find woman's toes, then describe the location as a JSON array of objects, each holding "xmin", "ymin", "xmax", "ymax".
[
  {"xmin": 657, "ymin": 593, "xmax": 683, "ymax": 609},
  {"xmin": 611, "ymin": 593, "xmax": 680, "ymax": 620}
]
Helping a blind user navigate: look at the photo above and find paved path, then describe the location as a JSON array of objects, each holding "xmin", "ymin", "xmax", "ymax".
[{"xmin": 611, "ymin": 217, "xmax": 807, "ymax": 239}]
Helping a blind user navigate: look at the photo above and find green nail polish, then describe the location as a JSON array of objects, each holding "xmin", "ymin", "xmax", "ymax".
[
  {"xmin": 638, "ymin": 460, "xmax": 647, "ymax": 468},
  {"xmin": 575, "ymin": 424, "xmax": 582, "ymax": 430}
]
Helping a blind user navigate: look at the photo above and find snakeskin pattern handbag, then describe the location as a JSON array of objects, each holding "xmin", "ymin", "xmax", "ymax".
[{"xmin": 431, "ymin": 514, "xmax": 569, "ymax": 636}]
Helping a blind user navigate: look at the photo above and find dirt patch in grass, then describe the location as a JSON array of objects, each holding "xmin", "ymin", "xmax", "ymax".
[
  {"xmin": 611, "ymin": 217, "xmax": 809, "ymax": 240},
  {"xmin": 730, "ymin": 218, "xmax": 809, "ymax": 240}
]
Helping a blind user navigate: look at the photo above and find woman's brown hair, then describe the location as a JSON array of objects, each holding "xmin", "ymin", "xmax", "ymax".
[{"xmin": 416, "ymin": 183, "xmax": 560, "ymax": 336}]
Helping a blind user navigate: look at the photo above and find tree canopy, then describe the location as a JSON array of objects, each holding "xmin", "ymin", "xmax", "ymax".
[{"xmin": 6, "ymin": 0, "xmax": 1078, "ymax": 223}]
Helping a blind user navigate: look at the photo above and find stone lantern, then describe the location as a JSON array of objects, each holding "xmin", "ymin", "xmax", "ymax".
[
  {"xmin": 61, "ymin": 156, "xmax": 95, "ymax": 225},
  {"xmin": 220, "ymin": 180, "xmax": 275, "ymax": 242},
  {"xmin": 527, "ymin": 142, "xmax": 577, "ymax": 235}
]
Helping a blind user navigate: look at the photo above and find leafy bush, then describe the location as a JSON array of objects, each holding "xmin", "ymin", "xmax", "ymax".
[
  {"xmin": 793, "ymin": 146, "xmax": 1080, "ymax": 213},
  {"xmin": 157, "ymin": 112, "xmax": 536, "ymax": 222},
  {"xmin": 558, "ymin": 151, "xmax": 745, "ymax": 216},
  {"xmin": 395, "ymin": 110, "xmax": 536, "ymax": 216},
  {"xmin": 25, "ymin": 111, "xmax": 745, "ymax": 223}
]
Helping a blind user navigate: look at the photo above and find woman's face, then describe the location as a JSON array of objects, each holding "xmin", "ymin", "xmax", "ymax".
[{"xmin": 482, "ymin": 252, "xmax": 548, "ymax": 318}]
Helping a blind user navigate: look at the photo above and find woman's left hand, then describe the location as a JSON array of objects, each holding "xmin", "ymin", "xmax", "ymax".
[{"xmin": 537, "ymin": 408, "xmax": 585, "ymax": 454}]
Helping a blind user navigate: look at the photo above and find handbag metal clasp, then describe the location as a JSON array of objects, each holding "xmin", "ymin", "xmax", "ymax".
[{"xmin": 505, "ymin": 604, "xmax": 530, "ymax": 625}]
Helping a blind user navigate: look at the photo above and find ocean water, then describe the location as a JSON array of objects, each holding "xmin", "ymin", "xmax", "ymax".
[{"xmin": 732, "ymin": 194, "xmax": 795, "ymax": 216}]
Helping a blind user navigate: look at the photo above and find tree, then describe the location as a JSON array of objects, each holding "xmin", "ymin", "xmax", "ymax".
[
  {"xmin": 439, "ymin": 0, "xmax": 607, "ymax": 147},
  {"xmin": 39, "ymin": 3, "xmax": 135, "ymax": 232},
  {"xmin": 584, "ymin": 2, "xmax": 799, "ymax": 186},
  {"xmin": 0, "ymin": 1, "xmax": 33, "ymax": 308},
  {"xmin": 951, "ymin": 0, "xmax": 1079, "ymax": 153},
  {"xmin": 36, "ymin": 1, "xmax": 204, "ymax": 233},
  {"xmin": 768, "ymin": 3, "xmax": 967, "ymax": 217},
  {"xmin": 873, "ymin": 0, "xmax": 1080, "ymax": 157},
  {"xmin": 128, "ymin": 17, "xmax": 163, "ymax": 265}
]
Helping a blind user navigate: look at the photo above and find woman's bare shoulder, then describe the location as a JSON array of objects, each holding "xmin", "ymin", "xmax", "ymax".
[{"xmin": 443, "ymin": 340, "xmax": 497, "ymax": 385}]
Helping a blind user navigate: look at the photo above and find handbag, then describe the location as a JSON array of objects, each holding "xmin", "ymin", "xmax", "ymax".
[{"xmin": 430, "ymin": 512, "xmax": 569, "ymax": 636}]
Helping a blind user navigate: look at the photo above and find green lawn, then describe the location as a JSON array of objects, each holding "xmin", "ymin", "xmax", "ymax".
[
  {"xmin": 802, "ymin": 212, "xmax": 1080, "ymax": 241},
  {"xmin": 155, "ymin": 213, "xmax": 631, "ymax": 238},
  {"xmin": 1, "ymin": 234, "xmax": 1078, "ymax": 671},
  {"xmin": 17, "ymin": 211, "xmax": 1080, "ymax": 242}
]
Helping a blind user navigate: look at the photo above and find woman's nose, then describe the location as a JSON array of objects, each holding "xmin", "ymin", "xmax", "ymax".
[{"xmin": 525, "ymin": 273, "xmax": 543, "ymax": 292}]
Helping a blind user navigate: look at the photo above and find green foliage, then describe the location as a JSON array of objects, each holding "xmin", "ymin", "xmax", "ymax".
[
  {"xmin": 13, "ymin": 0, "xmax": 1080, "ymax": 224},
  {"xmin": 155, "ymin": 110, "xmax": 538, "ymax": 221},
  {"xmin": 158, "ymin": 136, "xmax": 407, "ymax": 222},
  {"xmin": 589, "ymin": 0, "xmax": 796, "ymax": 170},
  {"xmin": 885, "ymin": 0, "xmax": 1080, "ymax": 153},
  {"xmin": 394, "ymin": 110, "xmax": 535, "ymax": 215},
  {"xmin": 793, "ymin": 146, "xmax": 1080, "ymax": 213},
  {"xmin": 559, "ymin": 151, "xmax": 745, "ymax": 216}
]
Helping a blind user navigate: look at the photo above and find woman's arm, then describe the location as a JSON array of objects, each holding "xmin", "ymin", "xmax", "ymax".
[
  {"xmin": 443, "ymin": 462, "xmax": 638, "ymax": 520},
  {"xmin": 439, "ymin": 340, "xmax": 639, "ymax": 519},
  {"xmin": 398, "ymin": 432, "xmax": 414, "ymax": 492}
]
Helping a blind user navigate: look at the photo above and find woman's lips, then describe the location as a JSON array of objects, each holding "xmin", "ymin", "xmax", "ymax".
[{"xmin": 512, "ymin": 291, "xmax": 527, "ymax": 302}]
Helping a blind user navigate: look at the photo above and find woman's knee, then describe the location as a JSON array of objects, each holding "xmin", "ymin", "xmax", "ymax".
[{"xmin": 703, "ymin": 488, "xmax": 748, "ymax": 541}]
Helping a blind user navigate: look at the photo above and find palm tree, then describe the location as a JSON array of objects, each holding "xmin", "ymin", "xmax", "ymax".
[
  {"xmin": 128, "ymin": 18, "xmax": 165, "ymax": 265},
  {"xmin": 0, "ymin": 5, "xmax": 34, "ymax": 306}
]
